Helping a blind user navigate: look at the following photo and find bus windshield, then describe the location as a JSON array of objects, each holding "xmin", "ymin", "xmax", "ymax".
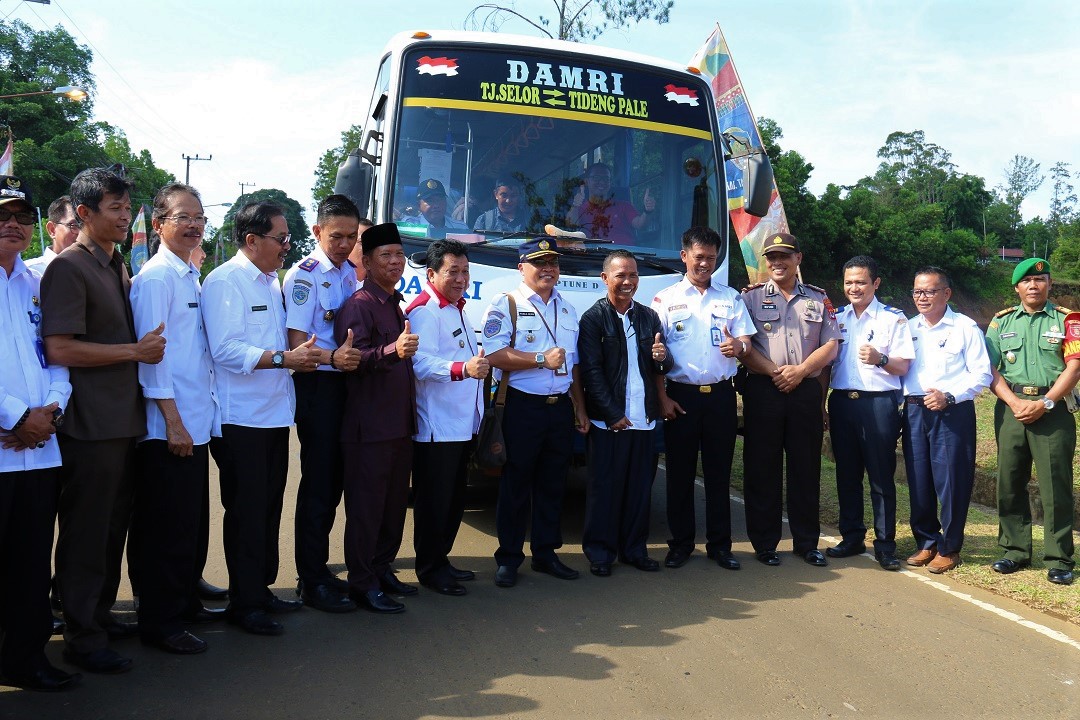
[{"xmin": 386, "ymin": 44, "xmax": 724, "ymax": 267}]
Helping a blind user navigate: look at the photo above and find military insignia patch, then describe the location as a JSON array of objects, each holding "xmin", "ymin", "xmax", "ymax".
[
  {"xmin": 292, "ymin": 284, "xmax": 310, "ymax": 305},
  {"xmin": 484, "ymin": 316, "xmax": 502, "ymax": 338},
  {"xmin": 538, "ymin": 239, "xmax": 550, "ymax": 251},
  {"xmin": 298, "ymin": 258, "xmax": 319, "ymax": 272}
]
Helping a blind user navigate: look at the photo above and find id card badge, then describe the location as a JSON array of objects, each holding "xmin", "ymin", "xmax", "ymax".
[
  {"xmin": 711, "ymin": 327, "xmax": 723, "ymax": 347},
  {"xmin": 555, "ymin": 361, "xmax": 569, "ymax": 377}
]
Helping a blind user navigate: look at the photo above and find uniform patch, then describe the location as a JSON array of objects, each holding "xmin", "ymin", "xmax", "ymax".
[
  {"xmin": 293, "ymin": 278, "xmax": 313, "ymax": 287},
  {"xmin": 484, "ymin": 317, "xmax": 502, "ymax": 338},
  {"xmin": 298, "ymin": 258, "xmax": 319, "ymax": 272},
  {"xmin": 667, "ymin": 304, "xmax": 688, "ymax": 312},
  {"xmin": 292, "ymin": 285, "xmax": 310, "ymax": 305}
]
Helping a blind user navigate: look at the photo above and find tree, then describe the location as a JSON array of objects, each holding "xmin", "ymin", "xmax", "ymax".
[
  {"xmin": 1048, "ymin": 161, "xmax": 1076, "ymax": 233},
  {"xmin": 311, "ymin": 124, "xmax": 364, "ymax": 211},
  {"xmin": 465, "ymin": 0, "xmax": 674, "ymax": 42},
  {"xmin": 999, "ymin": 154, "xmax": 1044, "ymax": 240},
  {"xmin": 219, "ymin": 188, "xmax": 313, "ymax": 268},
  {"xmin": 863, "ymin": 130, "xmax": 955, "ymax": 206}
]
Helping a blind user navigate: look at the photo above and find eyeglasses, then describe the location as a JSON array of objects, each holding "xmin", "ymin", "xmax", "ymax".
[
  {"xmin": 257, "ymin": 233, "xmax": 291, "ymax": 245},
  {"xmin": 0, "ymin": 208, "xmax": 35, "ymax": 225},
  {"xmin": 528, "ymin": 258, "xmax": 559, "ymax": 268},
  {"xmin": 911, "ymin": 289, "xmax": 944, "ymax": 299},
  {"xmin": 162, "ymin": 215, "xmax": 209, "ymax": 226},
  {"xmin": 57, "ymin": 221, "xmax": 80, "ymax": 231}
]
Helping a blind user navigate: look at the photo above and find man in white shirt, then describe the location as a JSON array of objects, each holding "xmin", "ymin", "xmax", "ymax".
[
  {"xmin": 0, "ymin": 175, "xmax": 78, "ymax": 691},
  {"xmin": 826, "ymin": 255, "xmax": 914, "ymax": 571},
  {"xmin": 129, "ymin": 183, "xmax": 219, "ymax": 654},
  {"xmin": 25, "ymin": 195, "xmax": 78, "ymax": 274},
  {"xmin": 902, "ymin": 267, "xmax": 991, "ymax": 573},
  {"xmin": 202, "ymin": 201, "xmax": 320, "ymax": 636},
  {"xmin": 406, "ymin": 239, "xmax": 488, "ymax": 596}
]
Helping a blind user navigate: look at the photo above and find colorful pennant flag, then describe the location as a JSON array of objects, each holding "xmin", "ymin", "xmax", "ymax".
[
  {"xmin": 130, "ymin": 204, "xmax": 149, "ymax": 275},
  {"xmin": 0, "ymin": 131, "xmax": 13, "ymax": 175}
]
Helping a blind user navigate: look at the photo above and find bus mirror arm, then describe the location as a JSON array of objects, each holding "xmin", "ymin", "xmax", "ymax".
[{"xmin": 744, "ymin": 151, "xmax": 774, "ymax": 218}]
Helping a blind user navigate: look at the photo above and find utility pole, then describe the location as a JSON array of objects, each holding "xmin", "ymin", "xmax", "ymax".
[
  {"xmin": 238, "ymin": 181, "xmax": 255, "ymax": 200},
  {"xmin": 182, "ymin": 153, "xmax": 212, "ymax": 184}
]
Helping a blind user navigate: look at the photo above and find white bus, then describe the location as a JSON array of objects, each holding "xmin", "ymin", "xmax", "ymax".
[{"xmin": 335, "ymin": 29, "xmax": 772, "ymax": 323}]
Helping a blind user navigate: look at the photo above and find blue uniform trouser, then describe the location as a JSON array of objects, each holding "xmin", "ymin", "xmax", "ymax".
[
  {"xmin": 828, "ymin": 390, "xmax": 900, "ymax": 554},
  {"xmin": 902, "ymin": 399, "xmax": 976, "ymax": 556}
]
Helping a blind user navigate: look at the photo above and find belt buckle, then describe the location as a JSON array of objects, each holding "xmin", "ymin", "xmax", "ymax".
[
  {"xmin": 1021, "ymin": 386, "xmax": 1039, "ymax": 396},
  {"xmin": 545, "ymin": 395, "xmax": 559, "ymax": 405},
  {"xmin": 699, "ymin": 385, "xmax": 712, "ymax": 394},
  {"xmin": 848, "ymin": 391, "xmax": 860, "ymax": 400}
]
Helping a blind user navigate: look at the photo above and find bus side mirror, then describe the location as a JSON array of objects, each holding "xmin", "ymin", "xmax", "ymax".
[
  {"xmin": 744, "ymin": 151, "xmax": 774, "ymax": 218},
  {"xmin": 334, "ymin": 150, "xmax": 373, "ymax": 218}
]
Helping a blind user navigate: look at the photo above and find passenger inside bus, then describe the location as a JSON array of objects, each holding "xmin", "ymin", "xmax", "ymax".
[
  {"xmin": 472, "ymin": 178, "xmax": 527, "ymax": 234},
  {"xmin": 400, "ymin": 178, "xmax": 468, "ymax": 237},
  {"xmin": 565, "ymin": 163, "xmax": 655, "ymax": 245}
]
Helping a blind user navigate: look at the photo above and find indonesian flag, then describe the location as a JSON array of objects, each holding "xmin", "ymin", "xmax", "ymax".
[
  {"xmin": 0, "ymin": 133, "xmax": 12, "ymax": 175},
  {"xmin": 417, "ymin": 56, "xmax": 459, "ymax": 76},
  {"xmin": 130, "ymin": 204, "xmax": 149, "ymax": 275},
  {"xmin": 663, "ymin": 84, "xmax": 700, "ymax": 106}
]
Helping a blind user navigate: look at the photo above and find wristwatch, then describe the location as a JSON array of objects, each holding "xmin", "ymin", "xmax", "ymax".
[
  {"xmin": 271, "ymin": 350, "xmax": 285, "ymax": 369},
  {"xmin": 51, "ymin": 407, "xmax": 65, "ymax": 429},
  {"xmin": 1042, "ymin": 397, "xmax": 1055, "ymax": 411},
  {"xmin": 876, "ymin": 353, "xmax": 889, "ymax": 368},
  {"xmin": 944, "ymin": 392, "xmax": 956, "ymax": 406},
  {"xmin": 534, "ymin": 352, "xmax": 546, "ymax": 369}
]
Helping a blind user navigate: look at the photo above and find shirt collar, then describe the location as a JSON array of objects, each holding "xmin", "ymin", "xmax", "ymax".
[
  {"xmin": 915, "ymin": 306, "xmax": 956, "ymax": 329},
  {"xmin": 76, "ymin": 235, "xmax": 123, "ymax": 268},
  {"xmin": 518, "ymin": 282, "xmax": 562, "ymax": 305},
  {"xmin": 426, "ymin": 281, "xmax": 466, "ymax": 310},
  {"xmin": 233, "ymin": 249, "xmax": 276, "ymax": 282},
  {"xmin": 158, "ymin": 245, "xmax": 197, "ymax": 277},
  {"xmin": 763, "ymin": 280, "xmax": 804, "ymax": 297},
  {"xmin": 365, "ymin": 280, "xmax": 399, "ymax": 304}
]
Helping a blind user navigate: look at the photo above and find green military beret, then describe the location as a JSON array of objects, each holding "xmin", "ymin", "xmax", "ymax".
[{"xmin": 1011, "ymin": 257, "xmax": 1051, "ymax": 286}]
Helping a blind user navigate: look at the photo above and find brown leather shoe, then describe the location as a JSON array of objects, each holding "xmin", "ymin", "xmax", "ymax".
[
  {"xmin": 927, "ymin": 552, "xmax": 960, "ymax": 574},
  {"xmin": 906, "ymin": 547, "xmax": 937, "ymax": 566}
]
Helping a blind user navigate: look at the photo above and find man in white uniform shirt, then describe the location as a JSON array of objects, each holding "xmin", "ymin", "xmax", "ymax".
[
  {"xmin": 481, "ymin": 238, "xmax": 589, "ymax": 588},
  {"xmin": 902, "ymin": 267, "xmax": 991, "ymax": 573},
  {"xmin": 406, "ymin": 239, "xmax": 489, "ymax": 596},
  {"xmin": 0, "ymin": 175, "xmax": 79, "ymax": 691},
  {"xmin": 129, "ymin": 183, "xmax": 220, "ymax": 654},
  {"xmin": 25, "ymin": 195, "xmax": 78, "ymax": 274},
  {"xmin": 282, "ymin": 194, "xmax": 362, "ymax": 614},
  {"xmin": 202, "ymin": 201, "xmax": 320, "ymax": 636},
  {"xmin": 826, "ymin": 255, "xmax": 915, "ymax": 571}
]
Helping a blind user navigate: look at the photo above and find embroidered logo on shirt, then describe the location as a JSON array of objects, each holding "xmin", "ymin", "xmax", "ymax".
[
  {"xmin": 292, "ymin": 285, "xmax": 310, "ymax": 305},
  {"xmin": 484, "ymin": 316, "xmax": 502, "ymax": 338}
]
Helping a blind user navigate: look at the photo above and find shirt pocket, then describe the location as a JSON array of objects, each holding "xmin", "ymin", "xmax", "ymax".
[
  {"xmin": 752, "ymin": 307, "xmax": 781, "ymax": 337},
  {"xmin": 998, "ymin": 333, "xmax": 1023, "ymax": 362},
  {"xmin": 667, "ymin": 309, "xmax": 693, "ymax": 342}
]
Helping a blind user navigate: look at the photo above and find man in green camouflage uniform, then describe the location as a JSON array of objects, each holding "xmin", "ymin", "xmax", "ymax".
[{"xmin": 985, "ymin": 258, "xmax": 1078, "ymax": 586}]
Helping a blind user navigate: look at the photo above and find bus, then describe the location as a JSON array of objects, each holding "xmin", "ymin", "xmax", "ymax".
[{"xmin": 334, "ymin": 29, "xmax": 773, "ymax": 324}]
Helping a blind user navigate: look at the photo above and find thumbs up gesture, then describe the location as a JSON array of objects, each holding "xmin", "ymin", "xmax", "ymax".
[
  {"xmin": 332, "ymin": 328, "xmax": 361, "ymax": 372},
  {"xmin": 396, "ymin": 319, "xmax": 419, "ymax": 359},
  {"xmin": 136, "ymin": 321, "xmax": 167, "ymax": 364},
  {"xmin": 651, "ymin": 332, "xmax": 667, "ymax": 363},
  {"xmin": 467, "ymin": 345, "xmax": 489, "ymax": 379},
  {"xmin": 287, "ymin": 334, "xmax": 321, "ymax": 372},
  {"xmin": 719, "ymin": 326, "xmax": 742, "ymax": 358}
]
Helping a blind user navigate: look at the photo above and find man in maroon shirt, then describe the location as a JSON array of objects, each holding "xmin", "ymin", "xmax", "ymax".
[{"xmin": 334, "ymin": 223, "xmax": 418, "ymax": 614}]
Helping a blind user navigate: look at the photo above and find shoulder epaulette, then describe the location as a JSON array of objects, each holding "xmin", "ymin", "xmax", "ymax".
[
  {"xmin": 883, "ymin": 304, "xmax": 904, "ymax": 314},
  {"xmin": 741, "ymin": 282, "xmax": 765, "ymax": 293},
  {"xmin": 994, "ymin": 306, "xmax": 1018, "ymax": 318},
  {"xmin": 803, "ymin": 283, "xmax": 827, "ymax": 294},
  {"xmin": 1055, "ymin": 304, "xmax": 1072, "ymax": 314},
  {"xmin": 298, "ymin": 257, "xmax": 319, "ymax": 272}
]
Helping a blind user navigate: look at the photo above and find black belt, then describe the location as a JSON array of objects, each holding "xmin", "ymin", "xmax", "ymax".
[
  {"xmin": 507, "ymin": 386, "xmax": 568, "ymax": 405},
  {"xmin": 834, "ymin": 389, "xmax": 895, "ymax": 400},
  {"xmin": 668, "ymin": 379, "xmax": 732, "ymax": 394},
  {"xmin": 1010, "ymin": 383, "xmax": 1050, "ymax": 397}
]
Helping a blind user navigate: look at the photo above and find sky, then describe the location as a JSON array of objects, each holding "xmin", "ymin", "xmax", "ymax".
[{"xmin": 3, "ymin": 0, "xmax": 1078, "ymax": 230}]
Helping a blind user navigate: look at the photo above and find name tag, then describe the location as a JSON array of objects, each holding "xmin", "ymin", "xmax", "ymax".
[
  {"xmin": 999, "ymin": 332, "xmax": 1017, "ymax": 339},
  {"xmin": 188, "ymin": 302, "xmax": 199, "ymax": 308},
  {"xmin": 452, "ymin": 328, "xmax": 463, "ymax": 337},
  {"xmin": 251, "ymin": 305, "xmax": 268, "ymax": 312},
  {"xmin": 518, "ymin": 310, "xmax": 536, "ymax": 317}
]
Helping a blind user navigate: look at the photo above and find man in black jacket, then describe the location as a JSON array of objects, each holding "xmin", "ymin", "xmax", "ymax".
[{"xmin": 579, "ymin": 250, "xmax": 672, "ymax": 576}]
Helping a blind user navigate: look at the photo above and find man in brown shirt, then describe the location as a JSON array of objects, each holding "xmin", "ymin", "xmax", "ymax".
[
  {"xmin": 334, "ymin": 223, "xmax": 418, "ymax": 614},
  {"xmin": 40, "ymin": 168, "xmax": 166, "ymax": 675}
]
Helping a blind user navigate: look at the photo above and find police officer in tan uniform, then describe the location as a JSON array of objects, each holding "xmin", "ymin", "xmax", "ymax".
[{"xmin": 741, "ymin": 233, "xmax": 841, "ymax": 567}]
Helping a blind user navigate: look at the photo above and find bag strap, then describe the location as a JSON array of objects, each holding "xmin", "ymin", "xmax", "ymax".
[{"xmin": 494, "ymin": 293, "xmax": 517, "ymax": 408}]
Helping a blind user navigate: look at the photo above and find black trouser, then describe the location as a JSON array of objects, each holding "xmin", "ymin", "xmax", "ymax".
[
  {"xmin": 583, "ymin": 426, "xmax": 656, "ymax": 564},
  {"xmin": 663, "ymin": 380, "xmax": 738, "ymax": 554},
  {"xmin": 211, "ymin": 425, "xmax": 289, "ymax": 615},
  {"xmin": 495, "ymin": 388, "xmax": 573, "ymax": 568},
  {"xmin": 828, "ymin": 390, "xmax": 900, "ymax": 554},
  {"xmin": 412, "ymin": 438, "xmax": 473, "ymax": 582},
  {"xmin": 55, "ymin": 435, "xmax": 135, "ymax": 653},
  {"xmin": 0, "ymin": 468, "xmax": 58, "ymax": 679},
  {"xmin": 132, "ymin": 440, "xmax": 208, "ymax": 640},
  {"xmin": 293, "ymin": 371, "xmax": 347, "ymax": 588},
  {"xmin": 742, "ymin": 374, "xmax": 824, "ymax": 555}
]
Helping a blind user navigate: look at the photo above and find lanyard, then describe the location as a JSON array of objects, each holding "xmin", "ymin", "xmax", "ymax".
[{"xmin": 522, "ymin": 290, "xmax": 559, "ymax": 345}]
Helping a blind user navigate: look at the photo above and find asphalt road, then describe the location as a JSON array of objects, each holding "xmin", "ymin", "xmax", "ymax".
[{"xmin": 3, "ymin": 441, "xmax": 1078, "ymax": 720}]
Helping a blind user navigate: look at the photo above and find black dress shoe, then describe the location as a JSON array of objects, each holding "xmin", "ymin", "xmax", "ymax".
[
  {"xmin": 52, "ymin": 615, "xmax": 65, "ymax": 635},
  {"xmin": 531, "ymin": 557, "xmax": 579, "ymax": 580},
  {"xmin": 494, "ymin": 565, "xmax": 518, "ymax": 588},
  {"xmin": 6, "ymin": 664, "xmax": 82, "ymax": 692},
  {"xmin": 825, "ymin": 539, "xmax": 867, "ymax": 558},
  {"xmin": 801, "ymin": 549, "xmax": 828, "ymax": 567},
  {"xmin": 756, "ymin": 550, "xmax": 781, "ymax": 566},
  {"xmin": 301, "ymin": 584, "xmax": 358, "ymax": 613},
  {"xmin": 876, "ymin": 552, "xmax": 901, "ymax": 571},
  {"xmin": 991, "ymin": 558, "xmax": 1029, "ymax": 574},
  {"xmin": 1048, "ymin": 568, "xmax": 1074, "ymax": 585},
  {"xmin": 143, "ymin": 630, "xmax": 208, "ymax": 655},
  {"xmin": 62, "ymin": 647, "xmax": 133, "ymax": 674},
  {"xmin": 103, "ymin": 619, "xmax": 139, "ymax": 640},
  {"xmin": 590, "ymin": 563, "xmax": 612, "ymax": 577},
  {"xmin": 448, "ymin": 565, "xmax": 476, "ymax": 581},
  {"xmin": 664, "ymin": 547, "xmax": 693, "ymax": 568},
  {"xmin": 228, "ymin": 609, "xmax": 284, "ymax": 636},
  {"xmin": 197, "ymin": 578, "xmax": 229, "ymax": 601},
  {"xmin": 264, "ymin": 596, "xmax": 304, "ymax": 614},
  {"xmin": 420, "ymin": 577, "xmax": 467, "ymax": 596},
  {"xmin": 183, "ymin": 605, "xmax": 226, "ymax": 624},
  {"xmin": 708, "ymin": 550, "xmax": 741, "ymax": 570},
  {"xmin": 625, "ymin": 556, "xmax": 660, "ymax": 572},
  {"xmin": 356, "ymin": 590, "xmax": 405, "ymax": 614},
  {"xmin": 379, "ymin": 571, "xmax": 419, "ymax": 596}
]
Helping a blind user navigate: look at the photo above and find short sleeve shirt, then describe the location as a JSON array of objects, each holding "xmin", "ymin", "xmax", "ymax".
[
  {"xmin": 282, "ymin": 246, "xmax": 357, "ymax": 362},
  {"xmin": 742, "ymin": 280, "xmax": 842, "ymax": 376},
  {"xmin": 985, "ymin": 302, "xmax": 1070, "ymax": 386}
]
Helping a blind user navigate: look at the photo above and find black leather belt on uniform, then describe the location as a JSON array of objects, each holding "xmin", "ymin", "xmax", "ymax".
[
  {"xmin": 507, "ymin": 386, "xmax": 567, "ymax": 405},
  {"xmin": 835, "ymin": 389, "xmax": 895, "ymax": 400},
  {"xmin": 1010, "ymin": 383, "xmax": 1050, "ymax": 396},
  {"xmin": 669, "ymin": 380, "xmax": 731, "ymax": 394},
  {"xmin": 906, "ymin": 395, "xmax": 926, "ymax": 406}
]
